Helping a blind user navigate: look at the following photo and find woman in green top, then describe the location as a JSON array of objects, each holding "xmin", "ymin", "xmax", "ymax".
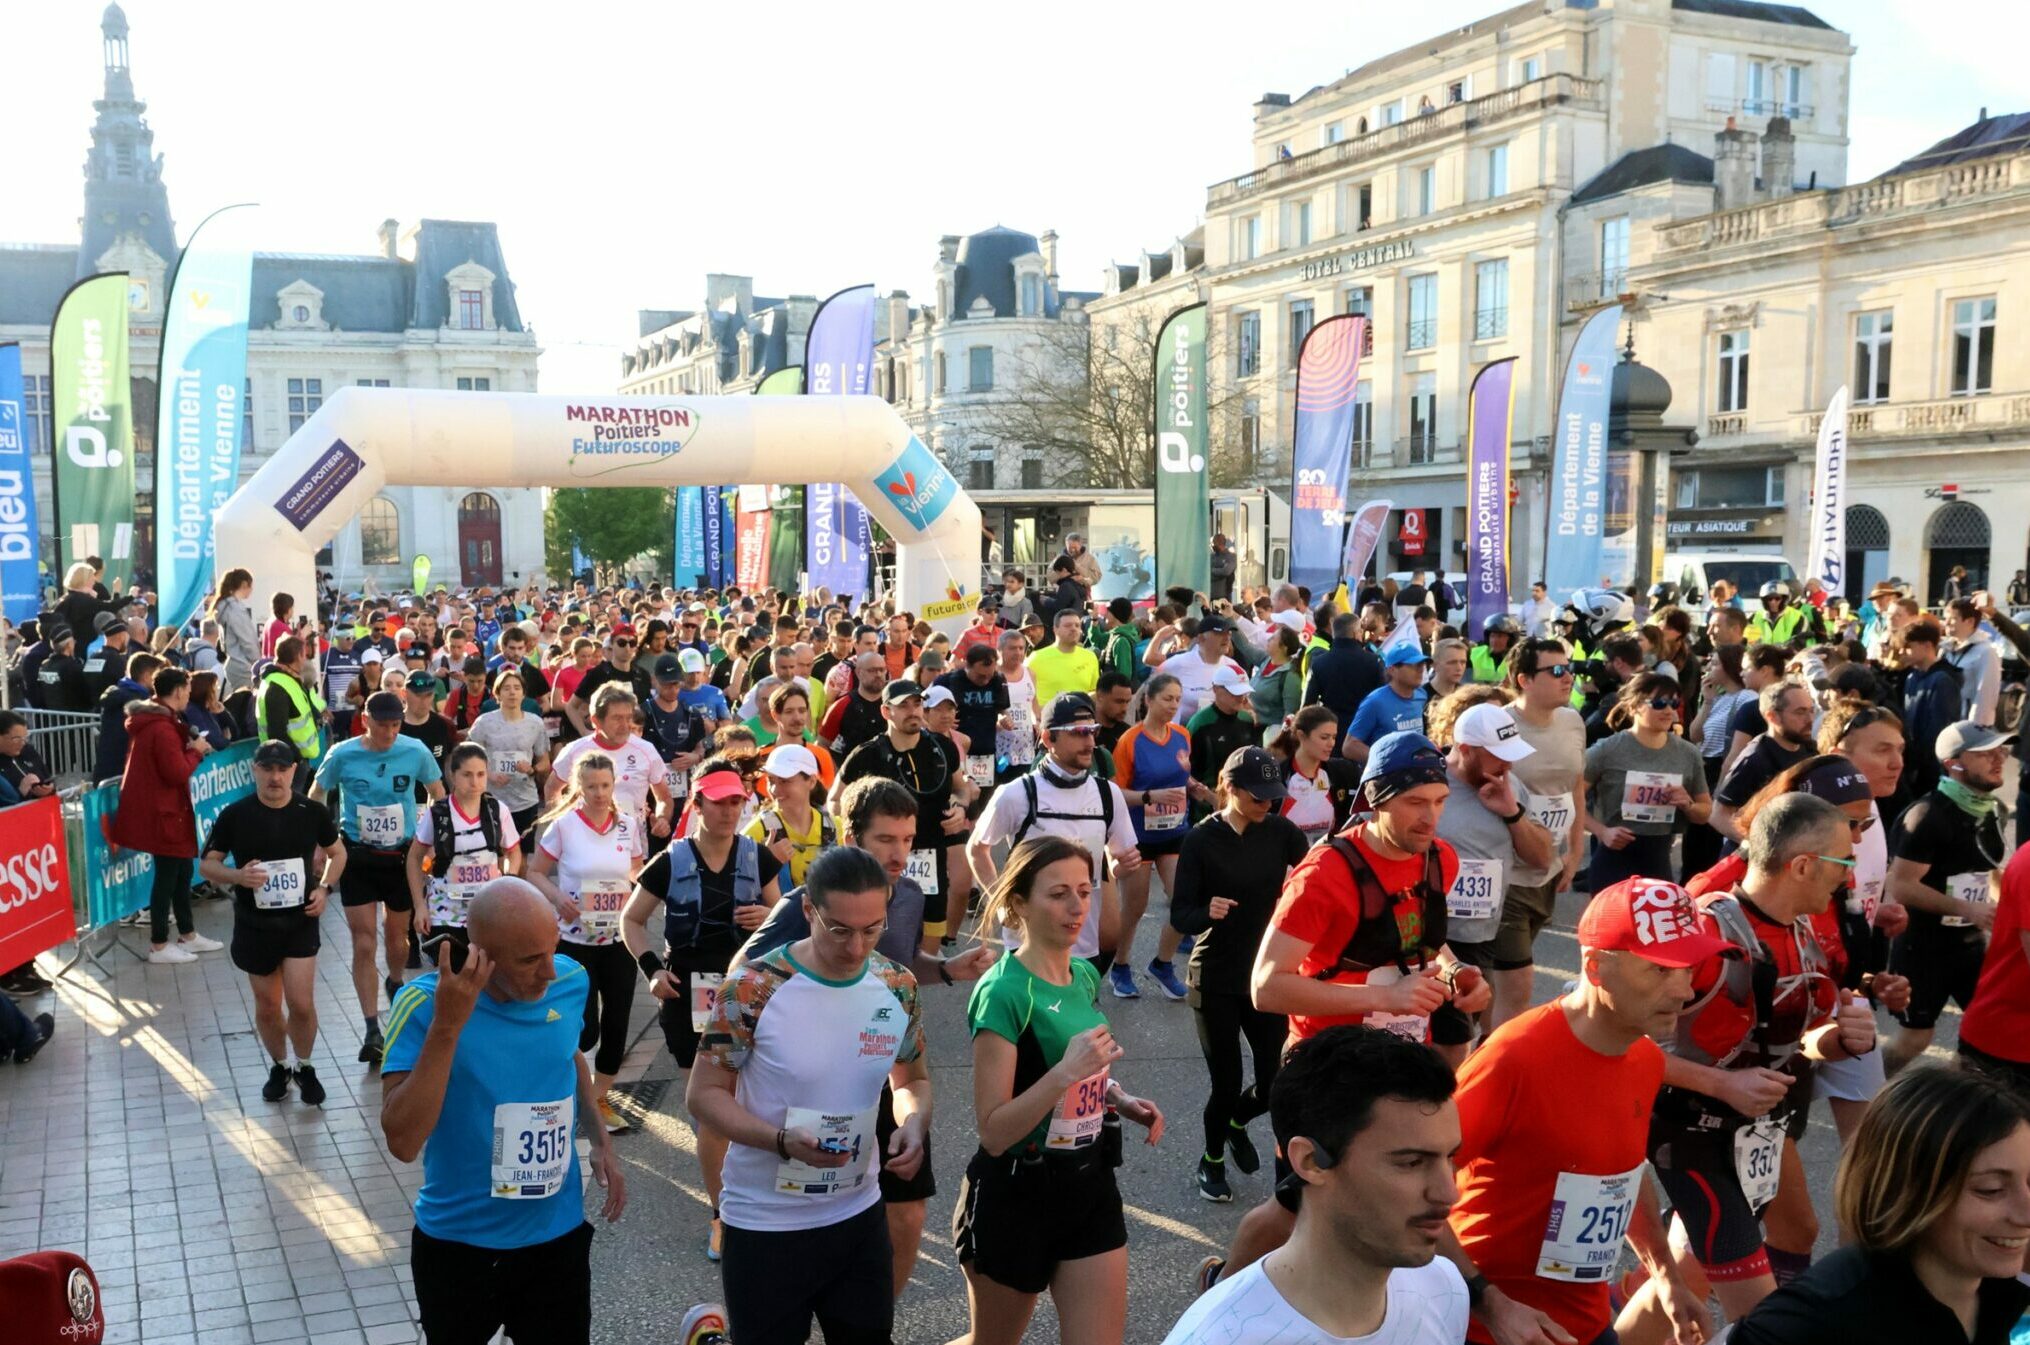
[
  {"xmin": 954, "ymin": 836, "xmax": 1166, "ymax": 1345},
  {"xmin": 1248, "ymin": 624, "xmax": 1306, "ymax": 731}
]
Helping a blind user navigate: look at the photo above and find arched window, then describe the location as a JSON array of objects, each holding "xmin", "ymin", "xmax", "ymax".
[
  {"xmin": 1925, "ymin": 501, "xmax": 1991, "ymax": 603},
  {"xmin": 1927, "ymin": 502, "xmax": 1990, "ymax": 549},
  {"xmin": 1846, "ymin": 504, "xmax": 1889, "ymax": 550},
  {"xmin": 458, "ymin": 491, "xmax": 500, "ymax": 524},
  {"xmin": 1843, "ymin": 504, "xmax": 1890, "ymax": 604},
  {"xmin": 359, "ymin": 496, "xmax": 401, "ymax": 566}
]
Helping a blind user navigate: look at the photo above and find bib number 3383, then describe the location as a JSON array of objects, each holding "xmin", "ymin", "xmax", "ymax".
[{"xmin": 491, "ymin": 1097, "xmax": 574, "ymax": 1199}]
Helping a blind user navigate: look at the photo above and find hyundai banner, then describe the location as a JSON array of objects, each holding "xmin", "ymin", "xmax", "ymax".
[
  {"xmin": 1288, "ymin": 316, "xmax": 1367, "ymax": 596},
  {"xmin": 0, "ymin": 344, "xmax": 42, "ymax": 623},
  {"xmin": 1152, "ymin": 303, "xmax": 1210, "ymax": 598},
  {"xmin": 1809, "ymin": 387, "xmax": 1848, "ymax": 601},
  {"xmin": 1545, "ymin": 306, "xmax": 1619, "ymax": 597},
  {"xmin": 50, "ymin": 272, "xmax": 136, "ymax": 587},
  {"xmin": 154, "ymin": 206, "xmax": 254, "ymax": 632},
  {"xmin": 1465, "ymin": 358, "xmax": 1517, "ymax": 639}
]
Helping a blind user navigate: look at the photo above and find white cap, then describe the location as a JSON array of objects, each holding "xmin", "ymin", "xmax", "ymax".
[
  {"xmin": 1210, "ymin": 665, "xmax": 1252, "ymax": 696},
  {"xmin": 763, "ymin": 744, "xmax": 820, "ymax": 778},
  {"xmin": 359, "ymin": 648, "xmax": 384, "ymax": 664},
  {"xmin": 1453, "ymin": 703, "xmax": 1535, "ymax": 762},
  {"xmin": 678, "ymin": 648, "xmax": 707, "ymax": 674},
  {"xmin": 923, "ymin": 685, "xmax": 956, "ymax": 709}
]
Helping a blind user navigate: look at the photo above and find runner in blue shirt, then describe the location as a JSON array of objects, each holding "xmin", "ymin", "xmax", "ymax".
[
  {"xmin": 382, "ymin": 878, "xmax": 625, "ymax": 1345},
  {"xmin": 1345, "ymin": 645, "xmax": 1432, "ymax": 766},
  {"xmin": 676, "ymin": 648, "xmax": 731, "ymax": 725},
  {"xmin": 310, "ymin": 690, "xmax": 446, "ymax": 1067}
]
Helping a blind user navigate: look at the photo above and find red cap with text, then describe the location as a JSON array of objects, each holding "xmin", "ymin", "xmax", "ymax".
[
  {"xmin": 1577, "ymin": 877, "xmax": 1736, "ymax": 968},
  {"xmin": 0, "ymin": 1251, "xmax": 106, "ymax": 1345}
]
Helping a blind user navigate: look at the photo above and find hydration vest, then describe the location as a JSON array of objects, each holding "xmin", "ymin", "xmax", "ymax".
[
  {"xmin": 423, "ymin": 794, "xmax": 506, "ymax": 876},
  {"xmin": 1315, "ymin": 835, "xmax": 1446, "ymax": 980},
  {"xmin": 662, "ymin": 835, "xmax": 760, "ymax": 949}
]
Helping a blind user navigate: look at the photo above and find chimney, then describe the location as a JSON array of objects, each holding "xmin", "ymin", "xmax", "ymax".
[
  {"xmin": 886, "ymin": 290, "xmax": 910, "ymax": 345},
  {"xmin": 1761, "ymin": 117, "xmax": 1796, "ymax": 200},
  {"xmin": 377, "ymin": 218, "xmax": 399, "ymax": 259},
  {"xmin": 1713, "ymin": 117, "xmax": 1758, "ymax": 212},
  {"xmin": 938, "ymin": 235, "xmax": 961, "ymax": 264},
  {"xmin": 1039, "ymin": 229, "xmax": 1059, "ymax": 284}
]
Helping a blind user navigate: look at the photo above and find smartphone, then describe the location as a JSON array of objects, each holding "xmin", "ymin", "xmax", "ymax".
[{"xmin": 418, "ymin": 931, "xmax": 468, "ymax": 974}]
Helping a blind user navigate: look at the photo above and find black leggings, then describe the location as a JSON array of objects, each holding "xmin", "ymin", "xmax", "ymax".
[
  {"xmin": 559, "ymin": 940, "xmax": 635, "ymax": 1076},
  {"xmin": 149, "ymin": 855, "xmax": 195, "ymax": 945},
  {"xmin": 1191, "ymin": 989, "xmax": 1288, "ymax": 1161}
]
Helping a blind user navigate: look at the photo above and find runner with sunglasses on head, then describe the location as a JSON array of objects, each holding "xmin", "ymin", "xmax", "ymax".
[
  {"xmin": 1583, "ymin": 673, "xmax": 1710, "ymax": 887},
  {"xmin": 1500, "ymin": 639, "xmax": 1588, "ymax": 1027}
]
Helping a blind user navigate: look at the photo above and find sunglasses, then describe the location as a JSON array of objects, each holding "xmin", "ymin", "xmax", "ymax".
[
  {"xmin": 1647, "ymin": 696, "xmax": 1681, "ymax": 710},
  {"xmin": 1536, "ymin": 663, "xmax": 1573, "ymax": 679},
  {"xmin": 612, "ymin": 639, "xmax": 636, "ymax": 648},
  {"xmin": 1847, "ymin": 815, "xmax": 1877, "ymax": 835},
  {"xmin": 1051, "ymin": 723, "xmax": 1101, "ymax": 736},
  {"xmin": 1809, "ymin": 853, "xmax": 1857, "ymax": 869}
]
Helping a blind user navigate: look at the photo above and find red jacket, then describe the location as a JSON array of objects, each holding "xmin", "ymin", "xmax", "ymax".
[{"xmin": 108, "ymin": 700, "xmax": 202, "ymax": 858}]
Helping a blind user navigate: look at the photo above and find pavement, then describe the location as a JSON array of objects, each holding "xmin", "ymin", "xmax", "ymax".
[{"xmin": 0, "ymin": 873, "xmax": 1959, "ymax": 1345}]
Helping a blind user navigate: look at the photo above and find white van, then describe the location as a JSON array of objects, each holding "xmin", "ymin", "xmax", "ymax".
[{"xmin": 1667, "ymin": 552, "xmax": 1799, "ymax": 617}]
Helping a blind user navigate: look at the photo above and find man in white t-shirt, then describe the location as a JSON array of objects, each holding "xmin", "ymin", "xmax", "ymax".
[
  {"xmin": 681, "ymin": 846, "xmax": 930, "ymax": 1345},
  {"xmin": 1159, "ymin": 615, "xmax": 1247, "ymax": 723},
  {"xmin": 1167, "ymin": 1026, "xmax": 1469, "ymax": 1344},
  {"xmin": 547, "ymin": 683, "xmax": 674, "ymax": 838}
]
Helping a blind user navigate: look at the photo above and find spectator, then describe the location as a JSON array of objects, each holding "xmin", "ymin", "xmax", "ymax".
[
  {"xmin": 185, "ymin": 671, "xmax": 235, "ymax": 753},
  {"xmin": 54, "ymin": 560, "xmax": 121, "ymax": 653},
  {"xmin": 0, "ymin": 710, "xmax": 56, "ymax": 803},
  {"xmin": 93, "ymin": 652, "xmax": 164, "ymax": 785},
  {"xmin": 261, "ymin": 592, "xmax": 295, "ymax": 660},
  {"xmin": 109, "ymin": 667, "xmax": 220, "ymax": 964},
  {"xmin": 1898, "ymin": 620, "xmax": 1963, "ymax": 798},
  {"xmin": 210, "ymin": 567, "xmax": 261, "ymax": 693}
]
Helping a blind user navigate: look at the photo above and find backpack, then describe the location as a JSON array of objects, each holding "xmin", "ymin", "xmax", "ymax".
[
  {"xmin": 1314, "ymin": 834, "xmax": 1445, "ymax": 980},
  {"xmin": 1009, "ymin": 767, "xmax": 1118, "ymax": 865},
  {"xmin": 758, "ymin": 805, "xmax": 837, "ymax": 852},
  {"xmin": 663, "ymin": 835, "xmax": 760, "ymax": 948},
  {"xmin": 424, "ymin": 794, "xmax": 505, "ymax": 876}
]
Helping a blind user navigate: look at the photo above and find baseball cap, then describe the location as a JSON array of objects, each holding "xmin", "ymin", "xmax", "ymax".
[
  {"xmin": 693, "ymin": 767, "xmax": 747, "ymax": 802},
  {"xmin": 651, "ymin": 652, "xmax": 684, "ymax": 683},
  {"xmin": 0, "ymin": 1249, "xmax": 106, "ymax": 1345},
  {"xmin": 365, "ymin": 691, "xmax": 404, "ymax": 722},
  {"xmin": 1210, "ymin": 665, "xmax": 1252, "ymax": 697},
  {"xmin": 923, "ymin": 684, "xmax": 956, "ymax": 709},
  {"xmin": 358, "ymin": 647, "xmax": 384, "ymax": 665},
  {"xmin": 1359, "ymin": 730, "xmax": 1449, "ymax": 802},
  {"xmin": 1382, "ymin": 642, "xmax": 1429, "ymax": 668},
  {"xmin": 1453, "ymin": 703, "xmax": 1535, "ymax": 763},
  {"xmin": 1578, "ymin": 877, "xmax": 1736, "ymax": 968},
  {"xmin": 1794, "ymin": 757, "xmax": 1872, "ymax": 806},
  {"xmin": 45, "ymin": 624, "xmax": 73, "ymax": 644},
  {"xmin": 1222, "ymin": 746, "xmax": 1288, "ymax": 802},
  {"xmin": 677, "ymin": 648, "xmax": 707, "ymax": 674},
  {"xmin": 252, "ymin": 739, "xmax": 299, "ymax": 769},
  {"xmin": 92, "ymin": 611, "xmax": 122, "ymax": 634},
  {"xmin": 1043, "ymin": 691, "xmax": 1099, "ymax": 730},
  {"xmin": 405, "ymin": 673, "xmax": 439, "ymax": 694},
  {"xmin": 882, "ymin": 679, "xmax": 926, "ymax": 705},
  {"xmin": 1197, "ymin": 615, "xmax": 1231, "ymax": 635},
  {"xmin": 763, "ymin": 744, "xmax": 820, "ymax": 779},
  {"xmin": 1938, "ymin": 720, "xmax": 2017, "ymax": 760}
]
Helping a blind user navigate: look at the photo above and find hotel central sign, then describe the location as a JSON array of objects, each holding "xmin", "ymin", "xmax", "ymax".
[{"xmin": 1298, "ymin": 238, "xmax": 1415, "ymax": 283}]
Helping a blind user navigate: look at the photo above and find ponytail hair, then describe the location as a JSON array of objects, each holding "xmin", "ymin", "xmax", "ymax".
[
  {"xmin": 1268, "ymin": 704, "xmax": 1336, "ymax": 761},
  {"xmin": 537, "ymin": 751, "xmax": 614, "ymax": 827}
]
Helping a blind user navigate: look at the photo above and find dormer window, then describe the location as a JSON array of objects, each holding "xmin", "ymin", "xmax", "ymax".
[
  {"xmin": 292, "ymin": 304, "xmax": 310, "ymax": 324},
  {"xmin": 443, "ymin": 261, "xmax": 497, "ymax": 331},
  {"xmin": 458, "ymin": 290, "xmax": 483, "ymax": 330},
  {"xmin": 1020, "ymin": 274, "xmax": 1041, "ymax": 317},
  {"xmin": 275, "ymin": 280, "xmax": 327, "ymax": 331}
]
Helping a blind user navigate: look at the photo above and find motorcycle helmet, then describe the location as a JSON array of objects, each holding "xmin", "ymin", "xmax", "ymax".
[
  {"xmin": 1571, "ymin": 587, "xmax": 1636, "ymax": 627},
  {"xmin": 1759, "ymin": 581, "xmax": 1792, "ymax": 602},
  {"xmin": 1483, "ymin": 615, "xmax": 1523, "ymax": 640}
]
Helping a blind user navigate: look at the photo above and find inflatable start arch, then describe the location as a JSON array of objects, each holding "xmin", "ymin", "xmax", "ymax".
[{"xmin": 213, "ymin": 388, "xmax": 982, "ymax": 628}]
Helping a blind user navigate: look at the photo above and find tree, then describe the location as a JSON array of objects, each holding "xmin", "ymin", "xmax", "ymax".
[
  {"xmin": 544, "ymin": 486, "xmax": 671, "ymax": 579},
  {"xmin": 964, "ymin": 306, "xmax": 1256, "ymax": 490}
]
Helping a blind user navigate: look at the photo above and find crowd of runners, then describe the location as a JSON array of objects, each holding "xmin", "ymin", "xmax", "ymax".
[{"xmin": 8, "ymin": 554, "xmax": 2030, "ymax": 1345}]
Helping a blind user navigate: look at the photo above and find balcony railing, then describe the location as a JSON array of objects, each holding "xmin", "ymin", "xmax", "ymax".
[
  {"xmin": 1406, "ymin": 319, "xmax": 1437, "ymax": 350},
  {"xmin": 1794, "ymin": 391, "xmax": 2030, "ymax": 441},
  {"xmin": 1707, "ymin": 412, "xmax": 1747, "ymax": 438},
  {"xmin": 1400, "ymin": 434, "xmax": 1453, "ymax": 466},
  {"xmin": 1352, "ymin": 438, "xmax": 1379, "ymax": 470},
  {"xmin": 1474, "ymin": 307, "xmax": 1509, "ymax": 341},
  {"xmin": 1208, "ymin": 73, "xmax": 1604, "ymax": 207},
  {"xmin": 1703, "ymin": 96, "xmax": 1814, "ymax": 120}
]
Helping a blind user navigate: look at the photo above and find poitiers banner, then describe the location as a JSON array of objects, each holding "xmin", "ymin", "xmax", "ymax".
[
  {"xmin": 1545, "ymin": 305, "xmax": 1619, "ymax": 597},
  {"xmin": 1288, "ymin": 315, "xmax": 1367, "ymax": 597},
  {"xmin": 0, "ymin": 797, "xmax": 74, "ymax": 969},
  {"xmin": 50, "ymin": 272, "xmax": 136, "ymax": 588},
  {"xmin": 83, "ymin": 739, "xmax": 258, "ymax": 927},
  {"xmin": 1152, "ymin": 303, "xmax": 1210, "ymax": 599},
  {"xmin": 1340, "ymin": 498, "xmax": 1393, "ymax": 589},
  {"xmin": 0, "ymin": 343, "xmax": 43, "ymax": 623},
  {"xmin": 701, "ymin": 485, "xmax": 725, "ymax": 588},
  {"xmin": 674, "ymin": 486, "xmax": 706, "ymax": 589},
  {"xmin": 154, "ymin": 206, "xmax": 254, "ymax": 633},
  {"xmin": 1810, "ymin": 387, "xmax": 1849, "ymax": 601},
  {"xmin": 1466, "ymin": 358, "xmax": 1518, "ymax": 639},
  {"xmin": 805, "ymin": 285, "xmax": 876, "ymax": 603}
]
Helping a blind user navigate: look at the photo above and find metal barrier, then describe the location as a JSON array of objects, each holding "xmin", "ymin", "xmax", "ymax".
[{"xmin": 22, "ymin": 707, "xmax": 98, "ymax": 789}]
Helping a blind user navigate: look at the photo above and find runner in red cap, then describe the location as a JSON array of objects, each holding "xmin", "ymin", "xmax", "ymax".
[{"xmin": 1440, "ymin": 876, "xmax": 1722, "ymax": 1345}]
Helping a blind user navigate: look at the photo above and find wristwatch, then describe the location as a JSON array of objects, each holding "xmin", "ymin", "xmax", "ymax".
[{"xmin": 1500, "ymin": 803, "xmax": 1526, "ymax": 825}]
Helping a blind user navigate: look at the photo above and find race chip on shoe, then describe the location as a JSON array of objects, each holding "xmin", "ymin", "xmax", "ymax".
[{"xmin": 0, "ymin": 1250, "xmax": 106, "ymax": 1345}]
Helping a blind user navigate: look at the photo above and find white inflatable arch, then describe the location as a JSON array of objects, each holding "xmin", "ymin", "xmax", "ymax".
[{"xmin": 213, "ymin": 387, "xmax": 983, "ymax": 629}]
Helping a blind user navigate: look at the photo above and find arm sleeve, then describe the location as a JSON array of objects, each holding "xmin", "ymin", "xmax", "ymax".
[
  {"xmin": 969, "ymin": 973, "xmax": 1025, "ymax": 1045},
  {"xmin": 1168, "ymin": 829, "xmax": 1213, "ymax": 935},
  {"xmin": 1112, "ymin": 728, "xmax": 1138, "ymax": 787}
]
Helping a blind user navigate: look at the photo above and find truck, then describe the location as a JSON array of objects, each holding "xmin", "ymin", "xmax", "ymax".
[{"xmin": 969, "ymin": 488, "xmax": 1292, "ymax": 600}]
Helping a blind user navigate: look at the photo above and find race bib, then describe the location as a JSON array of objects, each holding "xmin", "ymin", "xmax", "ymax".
[
  {"xmin": 1849, "ymin": 877, "xmax": 1884, "ymax": 926},
  {"xmin": 668, "ymin": 766, "xmax": 690, "ymax": 798},
  {"xmin": 1004, "ymin": 705, "xmax": 1036, "ymax": 766},
  {"xmin": 1143, "ymin": 795, "xmax": 1187, "ymax": 832},
  {"xmin": 252, "ymin": 857, "xmax": 308, "ymax": 910},
  {"xmin": 965, "ymin": 755, "xmax": 995, "ymax": 789},
  {"xmin": 1733, "ymin": 1121, "xmax": 1782, "ymax": 1212},
  {"xmin": 1527, "ymin": 792, "xmax": 1575, "ymax": 855},
  {"xmin": 1537, "ymin": 1165, "xmax": 1643, "ymax": 1281},
  {"xmin": 578, "ymin": 877, "xmax": 631, "ymax": 938},
  {"xmin": 491, "ymin": 1097, "xmax": 574, "ymax": 1199},
  {"xmin": 1047, "ymin": 1069, "xmax": 1110, "ymax": 1150},
  {"xmin": 690, "ymin": 971, "xmax": 723, "ymax": 1034},
  {"xmin": 357, "ymin": 803, "xmax": 406, "ymax": 849},
  {"xmin": 775, "ymin": 1105, "xmax": 876, "ymax": 1196},
  {"xmin": 1360, "ymin": 966, "xmax": 1428, "ymax": 1042},
  {"xmin": 1446, "ymin": 858, "xmax": 1502, "ymax": 921},
  {"xmin": 906, "ymin": 848, "xmax": 941, "ymax": 895},
  {"xmin": 1943, "ymin": 871, "xmax": 1993, "ymax": 929},
  {"xmin": 489, "ymin": 750, "xmax": 530, "ymax": 778},
  {"xmin": 1620, "ymin": 771, "xmax": 1679, "ymax": 825}
]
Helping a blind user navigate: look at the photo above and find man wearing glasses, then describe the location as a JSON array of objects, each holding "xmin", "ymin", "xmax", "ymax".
[
  {"xmin": 1649, "ymin": 793, "xmax": 1874, "ymax": 1323},
  {"xmin": 564, "ymin": 627, "xmax": 652, "ymax": 738},
  {"xmin": 1710, "ymin": 681, "xmax": 1820, "ymax": 843}
]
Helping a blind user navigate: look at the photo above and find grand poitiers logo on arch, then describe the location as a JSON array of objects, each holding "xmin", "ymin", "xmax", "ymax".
[{"xmin": 564, "ymin": 403, "xmax": 701, "ymax": 479}]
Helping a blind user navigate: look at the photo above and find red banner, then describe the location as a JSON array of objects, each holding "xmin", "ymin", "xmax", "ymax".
[
  {"xmin": 0, "ymin": 797, "xmax": 76, "ymax": 969},
  {"xmin": 735, "ymin": 493, "xmax": 771, "ymax": 591},
  {"xmin": 1400, "ymin": 509, "xmax": 1427, "ymax": 556}
]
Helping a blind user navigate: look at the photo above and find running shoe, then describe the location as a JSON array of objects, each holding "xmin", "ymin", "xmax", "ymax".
[
  {"xmin": 0, "ymin": 971, "xmax": 48, "ymax": 997},
  {"xmin": 678, "ymin": 1302, "xmax": 730, "ymax": 1345},
  {"xmin": 1107, "ymin": 964, "xmax": 1139, "ymax": 999},
  {"xmin": 178, "ymin": 933, "xmax": 224, "ymax": 953},
  {"xmin": 13, "ymin": 1013, "xmax": 54, "ymax": 1065},
  {"xmin": 1226, "ymin": 1120, "xmax": 1261, "ymax": 1175},
  {"xmin": 599, "ymin": 1097, "xmax": 630, "ymax": 1134},
  {"xmin": 358, "ymin": 1024, "xmax": 384, "ymax": 1068},
  {"xmin": 1146, "ymin": 959, "xmax": 1188, "ymax": 1002},
  {"xmin": 1195, "ymin": 1255, "xmax": 1225, "ymax": 1297},
  {"xmin": 1197, "ymin": 1156, "xmax": 1232, "ymax": 1204},
  {"xmin": 1176, "ymin": 934, "xmax": 1196, "ymax": 957},
  {"xmin": 384, "ymin": 975, "xmax": 403, "ymax": 1006},
  {"xmin": 705, "ymin": 1216, "xmax": 724, "ymax": 1263},
  {"xmin": 261, "ymin": 1063, "xmax": 292, "ymax": 1102},
  {"xmin": 294, "ymin": 1064, "xmax": 326, "ymax": 1107},
  {"xmin": 147, "ymin": 944, "xmax": 197, "ymax": 965}
]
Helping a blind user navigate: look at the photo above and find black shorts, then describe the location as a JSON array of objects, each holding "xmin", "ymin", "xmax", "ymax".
[
  {"xmin": 510, "ymin": 805, "xmax": 540, "ymax": 837},
  {"xmin": 230, "ymin": 919, "xmax": 321, "ymax": 976},
  {"xmin": 1889, "ymin": 928, "xmax": 1985, "ymax": 1030},
  {"xmin": 952, "ymin": 1147, "xmax": 1126, "ymax": 1295},
  {"xmin": 340, "ymin": 848, "xmax": 412, "ymax": 912},
  {"xmin": 1429, "ymin": 1001, "xmax": 1475, "ymax": 1048},
  {"xmin": 1136, "ymin": 834, "xmax": 1186, "ymax": 862},
  {"xmin": 1649, "ymin": 1127, "xmax": 1769, "ymax": 1279},
  {"xmin": 876, "ymin": 1082, "xmax": 935, "ymax": 1204},
  {"xmin": 412, "ymin": 1220, "xmax": 591, "ymax": 1345},
  {"xmin": 721, "ymin": 1201, "xmax": 892, "ymax": 1345}
]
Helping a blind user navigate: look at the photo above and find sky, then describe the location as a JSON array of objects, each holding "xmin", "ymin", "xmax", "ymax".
[{"xmin": 2, "ymin": 0, "xmax": 2019, "ymax": 394}]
